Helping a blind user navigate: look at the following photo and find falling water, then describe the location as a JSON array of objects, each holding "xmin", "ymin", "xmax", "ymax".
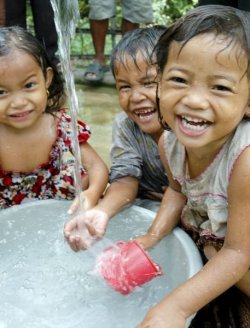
[{"xmin": 50, "ymin": 0, "xmax": 83, "ymax": 201}]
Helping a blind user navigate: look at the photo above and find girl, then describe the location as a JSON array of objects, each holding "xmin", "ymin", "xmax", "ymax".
[
  {"xmin": 0, "ymin": 26, "xmax": 108, "ymax": 210},
  {"xmin": 64, "ymin": 26, "xmax": 169, "ymax": 251},
  {"xmin": 136, "ymin": 5, "xmax": 250, "ymax": 328}
]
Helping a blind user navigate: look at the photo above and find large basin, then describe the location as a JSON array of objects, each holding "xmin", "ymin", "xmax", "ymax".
[{"xmin": 0, "ymin": 200, "xmax": 203, "ymax": 327}]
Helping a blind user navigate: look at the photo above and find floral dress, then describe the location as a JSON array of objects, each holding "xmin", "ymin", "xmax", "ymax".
[{"xmin": 0, "ymin": 110, "xmax": 91, "ymax": 209}]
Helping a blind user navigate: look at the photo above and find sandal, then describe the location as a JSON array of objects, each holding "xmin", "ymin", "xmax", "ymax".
[{"xmin": 83, "ymin": 62, "xmax": 108, "ymax": 83}]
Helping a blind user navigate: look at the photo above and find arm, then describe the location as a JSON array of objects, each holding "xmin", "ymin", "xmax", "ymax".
[
  {"xmin": 64, "ymin": 114, "xmax": 144, "ymax": 251},
  {"xmin": 137, "ymin": 147, "xmax": 250, "ymax": 328},
  {"xmin": 96, "ymin": 176, "xmax": 139, "ymax": 218},
  {"xmin": 64, "ymin": 176, "xmax": 139, "ymax": 251},
  {"xmin": 136, "ymin": 134, "xmax": 186, "ymax": 249},
  {"xmin": 65, "ymin": 115, "xmax": 158, "ymax": 250},
  {"xmin": 69, "ymin": 142, "xmax": 109, "ymax": 212}
]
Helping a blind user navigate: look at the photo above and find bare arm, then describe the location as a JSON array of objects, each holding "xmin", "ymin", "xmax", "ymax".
[
  {"xmin": 137, "ymin": 147, "xmax": 250, "ymax": 328},
  {"xmin": 69, "ymin": 142, "xmax": 109, "ymax": 211},
  {"xmin": 136, "ymin": 134, "xmax": 186, "ymax": 249},
  {"xmin": 96, "ymin": 176, "xmax": 139, "ymax": 218}
]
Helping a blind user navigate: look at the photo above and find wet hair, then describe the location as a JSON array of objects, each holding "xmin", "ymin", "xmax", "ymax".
[
  {"xmin": 110, "ymin": 25, "xmax": 167, "ymax": 77},
  {"xmin": 154, "ymin": 5, "xmax": 250, "ymax": 129},
  {"xmin": 0, "ymin": 26, "xmax": 65, "ymax": 114}
]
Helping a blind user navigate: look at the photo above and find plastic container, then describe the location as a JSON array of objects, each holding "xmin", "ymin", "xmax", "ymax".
[{"xmin": 96, "ymin": 240, "xmax": 163, "ymax": 294}]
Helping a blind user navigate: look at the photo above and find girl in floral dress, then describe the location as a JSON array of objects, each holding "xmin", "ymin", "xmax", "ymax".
[{"xmin": 0, "ymin": 26, "xmax": 108, "ymax": 210}]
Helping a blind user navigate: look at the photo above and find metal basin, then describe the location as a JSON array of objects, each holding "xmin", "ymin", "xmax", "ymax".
[{"xmin": 0, "ymin": 200, "xmax": 203, "ymax": 327}]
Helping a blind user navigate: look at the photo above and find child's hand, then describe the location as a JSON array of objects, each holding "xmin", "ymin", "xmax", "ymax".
[
  {"xmin": 135, "ymin": 233, "xmax": 161, "ymax": 250},
  {"xmin": 64, "ymin": 209, "xmax": 109, "ymax": 251},
  {"xmin": 136, "ymin": 300, "xmax": 186, "ymax": 328}
]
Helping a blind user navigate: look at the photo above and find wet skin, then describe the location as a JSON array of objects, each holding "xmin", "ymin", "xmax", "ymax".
[
  {"xmin": 159, "ymin": 33, "xmax": 250, "ymax": 177},
  {"xmin": 115, "ymin": 51, "xmax": 163, "ymax": 143}
]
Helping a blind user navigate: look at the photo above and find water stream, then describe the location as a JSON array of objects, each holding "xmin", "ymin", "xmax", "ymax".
[{"xmin": 50, "ymin": 0, "xmax": 83, "ymax": 198}]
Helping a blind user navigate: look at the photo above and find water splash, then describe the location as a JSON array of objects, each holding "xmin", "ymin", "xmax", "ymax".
[
  {"xmin": 50, "ymin": 0, "xmax": 83, "ymax": 201},
  {"xmin": 0, "ymin": 200, "xmax": 200, "ymax": 327}
]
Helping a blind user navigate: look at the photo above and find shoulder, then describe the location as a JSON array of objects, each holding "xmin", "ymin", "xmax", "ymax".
[
  {"xmin": 227, "ymin": 121, "xmax": 250, "ymax": 167},
  {"xmin": 234, "ymin": 120, "xmax": 250, "ymax": 133},
  {"xmin": 56, "ymin": 109, "xmax": 91, "ymax": 143},
  {"xmin": 112, "ymin": 112, "xmax": 147, "ymax": 142},
  {"xmin": 161, "ymin": 129, "xmax": 181, "ymax": 154},
  {"xmin": 113, "ymin": 112, "xmax": 135, "ymax": 130}
]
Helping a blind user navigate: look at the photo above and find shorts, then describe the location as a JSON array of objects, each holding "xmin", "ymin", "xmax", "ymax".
[{"xmin": 89, "ymin": 0, "xmax": 153, "ymax": 24}]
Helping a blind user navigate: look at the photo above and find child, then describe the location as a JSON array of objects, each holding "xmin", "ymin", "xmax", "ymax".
[
  {"xmin": 64, "ymin": 26, "xmax": 169, "ymax": 250},
  {"xmin": 136, "ymin": 5, "xmax": 250, "ymax": 328},
  {"xmin": 0, "ymin": 26, "xmax": 108, "ymax": 210}
]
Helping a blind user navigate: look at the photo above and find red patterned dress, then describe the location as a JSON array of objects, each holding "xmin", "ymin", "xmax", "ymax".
[{"xmin": 0, "ymin": 110, "xmax": 91, "ymax": 208}]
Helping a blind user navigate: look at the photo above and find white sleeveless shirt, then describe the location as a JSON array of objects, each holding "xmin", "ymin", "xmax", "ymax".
[{"xmin": 163, "ymin": 121, "xmax": 250, "ymax": 239}]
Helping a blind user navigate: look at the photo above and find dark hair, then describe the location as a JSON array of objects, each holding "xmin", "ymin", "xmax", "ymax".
[
  {"xmin": 0, "ymin": 26, "xmax": 65, "ymax": 114},
  {"xmin": 110, "ymin": 25, "xmax": 167, "ymax": 77},
  {"xmin": 154, "ymin": 5, "xmax": 250, "ymax": 128}
]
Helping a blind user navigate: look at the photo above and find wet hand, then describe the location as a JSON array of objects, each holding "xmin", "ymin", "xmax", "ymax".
[{"xmin": 64, "ymin": 209, "xmax": 109, "ymax": 251}]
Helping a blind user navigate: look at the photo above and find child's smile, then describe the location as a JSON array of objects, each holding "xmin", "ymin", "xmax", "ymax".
[
  {"xmin": 115, "ymin": 52, "xmax": 162, "ymax": 142},
  {"xmin": 159, "ymin": 33, "xmax": 250, "ymax": 155},
  {"xmin": 0, "ymin": 50, "xmax": 51, "ymax": 131},
  {"xmin": 178, "ymin": 114, "xmax": 211, "ymax": 136},
  {"xmin": 8, "ymin": 109, "xmax": 35, "ymax": 122}
]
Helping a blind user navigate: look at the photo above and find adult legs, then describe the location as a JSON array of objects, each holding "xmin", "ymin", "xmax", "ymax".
[
  {"xmin": 122, "ymin": 0, "xmax": 153, "ymax": 31},
  {"xmin": 89, "ymin": 19, "xmax": 109, "ymax": 65},
  {"xmin": 84, "ymin": 0, "xmax": 116, "ymax": 81},
  {"xmin": 30, "ymin": 0, "xmax": 59, "ymax": 66},
  {"xmin": 5, "ymin": 0, "xmax": 26, "ymax": 28},
  {"xmin": 0, "ymin": 0, "xmax": 5, "ymax": 26},
  {"xmin": 89, "ymin": 15, "xmax": 139, "ymax": 64},
  {"xmin": 121, "ymin": 19, "xmax": 139, "ymax": 35}
]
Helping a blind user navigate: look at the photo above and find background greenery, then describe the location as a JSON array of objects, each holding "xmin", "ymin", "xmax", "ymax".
[
  {"xmin": 72, "ymin": 0, "xmax": 198, "ymax": 61},
  {"xmin": 27, "ymin": 0, "xmax": 197, "ymax": 63}
]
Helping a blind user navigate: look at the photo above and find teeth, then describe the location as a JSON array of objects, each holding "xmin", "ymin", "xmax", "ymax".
[
  {"xmin": 181, "ymin": 115, "xmax": 209, "ymax": 131},
  {"xmin": 135, "ymin": 109, "xmax": 154, "ymax": 115},
  {"xmin": 181, "ymin": 115, "xmax": 208, "ymax": 123},
  {"xmin": 182, "ymin": 119, "xmax": 208, "ymax": 131}
]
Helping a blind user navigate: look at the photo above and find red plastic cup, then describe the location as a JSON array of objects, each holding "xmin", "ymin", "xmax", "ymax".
[{"xmin": 96, "ymin": 241, "xmax": 163, "ymax": 295}]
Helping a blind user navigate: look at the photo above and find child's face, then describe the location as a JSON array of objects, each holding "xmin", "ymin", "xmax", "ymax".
[
  {"xmin": 159, "ymin": 33, "xmax": 250, "ymax": 152},
  {"xmin": 115, "ymin": 51, "xmax": 162, "ymax": 141},
  {"xmin": 0, "ymin": 49, "xmax": 52, "ymax": 130}
]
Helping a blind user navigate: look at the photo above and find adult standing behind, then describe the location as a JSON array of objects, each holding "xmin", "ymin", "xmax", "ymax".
[
  {"xmin": 5, "ymin": 0, "xmax": 59, "ymax": 67},
  {"xmin": 84, "ymin": 0, "xmax": 153, "ymax": 83},
  {"xmin": 0, "ymin": 0, "xmax": 4, "ymax": 26},
  {"xmin": 198, "ymin": 0, "xmax": 250, "ymax": 10}
]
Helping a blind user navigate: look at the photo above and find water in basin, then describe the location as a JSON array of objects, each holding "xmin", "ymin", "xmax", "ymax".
[{"xmin": 0, "ymin": 200, "xmax": 202, "ymax": 328}]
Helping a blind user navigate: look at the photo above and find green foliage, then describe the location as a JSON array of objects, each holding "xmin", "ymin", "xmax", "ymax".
[
  {"xmin": 74, "ymin": 0, "xmax": 198, "ymax": 60},
  {"xmin": 27, "ymin": 0, "xmax": 198, "ymax": 61},
  {"xmin": 153, "ymin": 0, "xmax": 198, "ymax": 25},
  {"xmin": 78, "ymin": 0, "xmax": 89, "ymax": 18},
  {"xmin": 77, "ymin": 0, "xmax": 198, "ymax": 24}
]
